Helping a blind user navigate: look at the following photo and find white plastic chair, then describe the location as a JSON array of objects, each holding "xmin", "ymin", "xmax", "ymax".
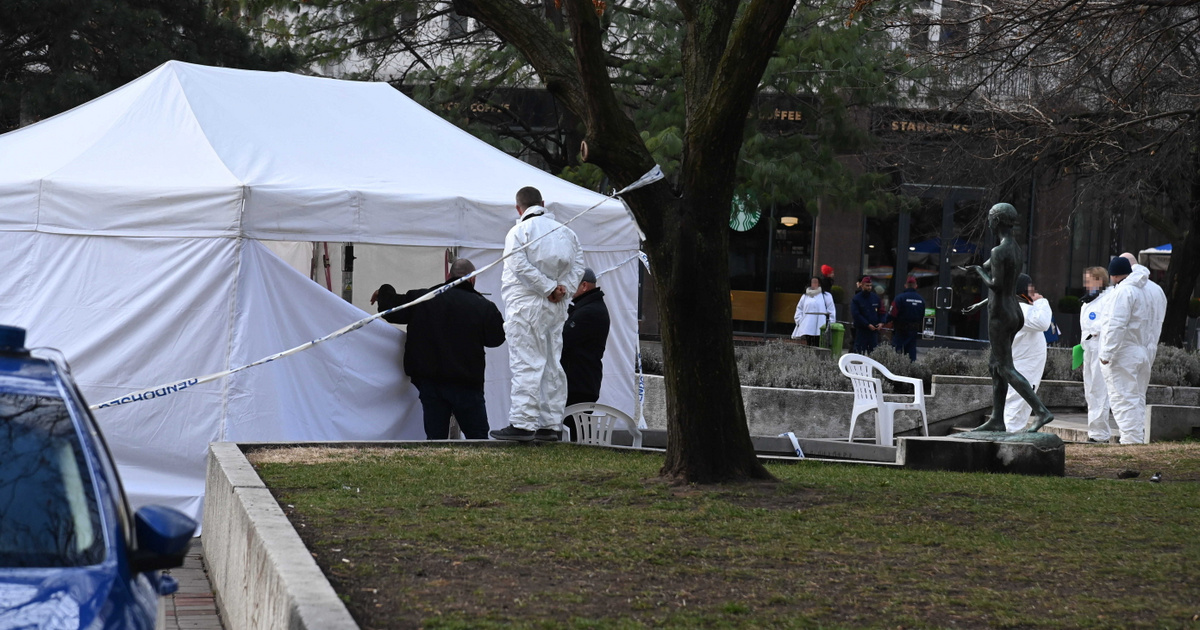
[
  {"xmin": 562, "ymin": 403, "xmax": 643, "ymax": 448},
  {"xmin": 837, "ymin": 353, "xmax": 928, "ymax": 446}
]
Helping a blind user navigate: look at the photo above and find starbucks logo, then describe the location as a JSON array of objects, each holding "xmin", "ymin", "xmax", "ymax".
[{"xmin": 729, "ymin": 191, "xmax": 761, "ymax": 232}]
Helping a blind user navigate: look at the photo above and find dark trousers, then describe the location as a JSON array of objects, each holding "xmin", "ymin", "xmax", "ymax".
[
  {"xmin": 412, "ymin": 378, "xmax": 490, "ymax": 440},
  {"xmin": 854, "ymin": 328, "xmax": 878, "ymax": 354},
  {"xmin": 892, "ymin": 329, "xmax": 918, "ymax": 362}
]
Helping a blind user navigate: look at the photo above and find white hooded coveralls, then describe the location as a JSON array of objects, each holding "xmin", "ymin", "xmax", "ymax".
[
  {"xmin": 1003, "ymin": 298, "xmax": 1052, "ymax": 432},
  {"xmin": 501, "ymin": 206, "xmax": 586, "ymax": 432},
  {"xmin": 1079, "ymin": 288, "xmax": 1115, "ymax": 441},
  {"xmin": 792, "ymin": 290, "xmax": 835, "ymax": 339},
  {"xmin": 1138, "ymin": 263, "xmax": 1167, "ymax": 394},
  {"xmin": 1099, "ymin": 264, "xmax": 1160, "ymax": 444}
]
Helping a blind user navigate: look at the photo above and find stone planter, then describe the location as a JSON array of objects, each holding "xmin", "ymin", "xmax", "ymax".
[{"xmin": 638, "ymin": 373, "xmax": 1200, "ymax": 440}]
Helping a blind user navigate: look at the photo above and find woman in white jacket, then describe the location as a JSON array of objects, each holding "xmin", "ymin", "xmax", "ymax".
[
  {"xmin": 1003, "ymin": 274, "xmax": 1053, "ymax": 432},
  {"xmin": 1079, "ymin": 266, "xmax": 1113, "ymax": 442},
  {"xmin": 792, "ymin": 277, "xmax": 835, "ymax": 345}
]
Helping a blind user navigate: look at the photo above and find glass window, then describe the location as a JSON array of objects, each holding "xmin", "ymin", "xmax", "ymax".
[
  {"xmin": 728, "ymin": 206, "xmax": 815, "ymax": 335},
  {"xmin": 0, "ymin": 393, "xmax": 104, "ymax": 568}
]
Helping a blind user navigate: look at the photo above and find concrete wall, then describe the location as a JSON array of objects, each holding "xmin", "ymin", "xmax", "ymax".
[
  {"xmin": 639, "ymin": 374, "xmax": 1200, "ymax": 440},
  {"xmin": 203, "ymin": 443, "xmax": 358, "ymax": 630},
  {"xmin": 641, "ymin": 374, "xmax": 991, "ymax": 440},
  {"xmin": 1147, "ymin": 405, "xmax": 1200, "ymax": 442}
]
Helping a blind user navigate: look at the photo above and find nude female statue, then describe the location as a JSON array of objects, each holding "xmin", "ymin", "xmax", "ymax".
[{"xmin": 961, "ymin": 203, "xmax": 1055, "ymax": 432}]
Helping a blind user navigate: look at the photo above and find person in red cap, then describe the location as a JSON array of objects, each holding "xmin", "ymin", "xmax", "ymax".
[
  {"xmin": 887, "ymin": 275, "xmax": 926, "ymax": 361},
  {"xmin": 819, "ymin": 264, "xmax": 834, "ymax": 294}
]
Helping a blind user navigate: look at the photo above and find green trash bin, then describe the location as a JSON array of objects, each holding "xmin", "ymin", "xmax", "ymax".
[{"xmin": 820, "ymin": 322, "xmax": 845, "ymax": 359}]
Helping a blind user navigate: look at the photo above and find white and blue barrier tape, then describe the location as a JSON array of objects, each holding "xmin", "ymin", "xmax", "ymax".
[
  {"xmin": 91, "ymin": 166, "xmax": 664, "ymax": 411},
  {"xmin": 780, "ymin": 432, "xmax": 805, "ymax": 458}
]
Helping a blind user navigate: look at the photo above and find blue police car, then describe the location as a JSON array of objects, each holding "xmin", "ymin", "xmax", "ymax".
[{"xmin": 0, "ymin": 325, "xmax": 196, "ymax": 628}]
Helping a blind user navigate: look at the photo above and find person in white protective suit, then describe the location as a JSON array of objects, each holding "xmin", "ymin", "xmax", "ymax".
[
  {"xmin": 1099, "ymin": 255, "xmax": 1162, "ymax": 444},
  {"xmin": 1122, "ymin": 252, "xmax": 1167, "ymax": 394},
  {"xmin": 1079, "ymin": 266, "xmax": 1116, "ymax": 442},
  {"xmin": 1002, "ymin": 274, "xmax": 1053, "ymax": 432},
  {"xmin": 490, "ymin": 186, "xmax": 586, "ymax": 443}
]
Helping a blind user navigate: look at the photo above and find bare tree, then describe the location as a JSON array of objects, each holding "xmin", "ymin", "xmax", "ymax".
[{"xmin": 892, "ymin": 0, "xmax": 1200, "ymax": 345}]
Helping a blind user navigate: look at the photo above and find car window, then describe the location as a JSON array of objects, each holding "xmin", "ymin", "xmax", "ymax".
[
  {"xmin": 66, "ymin": 380, "xmax": 135, "ymax": 550},
  {"xmin": 0, "ymin": 393, "xmax": 105, "ymax": 568}
]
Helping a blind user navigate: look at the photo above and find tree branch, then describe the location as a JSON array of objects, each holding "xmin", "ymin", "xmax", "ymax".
[
  {"xmin": 681, "ymin": 0, "xmax": 797, "ymax": 202},
  {"xmin": 561, "ymin": 0, "xmax": 666, "ymax": 238},
  {"xmin": 1142, "ymin": 206, "xmax": 1186, "ymax": 240},
  {"xmin": 452, "ymin": 0, "xmax": 587, "ymax": 116}
]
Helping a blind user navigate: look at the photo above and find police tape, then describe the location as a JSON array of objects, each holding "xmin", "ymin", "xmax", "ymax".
[
  {"xmin": 595, "ymin": 251, "xmax": 651, "ymax": 279},
  {"xmin": 592, "ymin": 252, "xmax": 652, "ymax": 429},
  {"xmin": 91, "ymin": 166, "xmax": 665, "ymax": 411},
  {"xmin": 829, "ymin": 319, "xmax": 987, "ymax": 344}
]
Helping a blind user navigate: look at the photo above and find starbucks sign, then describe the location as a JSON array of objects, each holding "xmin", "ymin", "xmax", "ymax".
[{"xmin": 729, "ymin": 191, "xmax": 761, "ymax": 231}]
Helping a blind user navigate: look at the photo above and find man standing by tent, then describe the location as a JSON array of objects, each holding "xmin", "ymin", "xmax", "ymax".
[
  {"xmin": 491, "ymin": 186, "xmax": 586, "ymax": 442},
  {"xmin": 371, "ymin": 258, "xmax": 505, "ymax": 440},
  {"xmin": 562, "ymin": 267, "xmax": 610, "ymax": 408}
]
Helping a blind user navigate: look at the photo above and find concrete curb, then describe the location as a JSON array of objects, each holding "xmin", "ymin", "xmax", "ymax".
[{"xmin": 203, "ymin": 443, "xmax": 358, "ymax": 630}]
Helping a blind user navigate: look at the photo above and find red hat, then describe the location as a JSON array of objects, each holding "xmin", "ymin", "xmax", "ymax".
[
  {"xmin": 820, "ymin": 264, "xmax": 833, "ymax": 276},
  {"xmin": 906, "ymin": 275, "xmax": 917, "ymax": 285},
  {"xmin": 860, "ymin": 275, "xmax": 872, "ymax": 283}
]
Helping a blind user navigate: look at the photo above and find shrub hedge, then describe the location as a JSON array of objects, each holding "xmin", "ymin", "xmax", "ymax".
[{"xmin": 639, "ymin": 341, "xmax": 1200, "ymax": 390}]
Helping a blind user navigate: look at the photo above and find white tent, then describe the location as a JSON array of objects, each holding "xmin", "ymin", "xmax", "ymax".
[
  {"xmin": 0, "ymin": 61, "xmax": 641, "ymax": 521},
  {"xmin": 1138, "ymin": 243, "xmax": 1172, "ymax": 272}
]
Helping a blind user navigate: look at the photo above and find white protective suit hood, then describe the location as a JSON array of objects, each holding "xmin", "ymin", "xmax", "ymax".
[
  {"xmin": 1003, "ymin": 298, "xmax": 1052, "ymax": 432},
  {"xmin": 502, "ymin": 207, "xmax": 586, "ymax": 301},
  {"xmin": 1099, "ymin": 268, "xmax": 1154, "ymax": 364},
  {"xmin": 1098, "ymin": 263, "xmax": 1161, "ymax": 443}
]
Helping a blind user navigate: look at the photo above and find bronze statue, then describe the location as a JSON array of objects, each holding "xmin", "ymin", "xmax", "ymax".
[{"xmin": 961, "ymin": 203, "xmax": 1054, "ymax": 433}]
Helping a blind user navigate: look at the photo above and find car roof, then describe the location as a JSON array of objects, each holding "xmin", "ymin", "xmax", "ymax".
[{"xmin": 0, "ymin": 354, "xmax": 63, "ymax": 398}]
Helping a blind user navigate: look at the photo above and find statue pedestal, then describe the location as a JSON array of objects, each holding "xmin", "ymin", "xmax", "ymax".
[{"xmin": 899, "ymin": 432, "xmax": 1064, "ymax": 476}]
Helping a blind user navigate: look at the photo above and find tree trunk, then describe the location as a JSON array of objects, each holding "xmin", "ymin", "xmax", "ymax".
[
  {"xmin": 456, "ymin": 0, "xmax": 792, "ymax": 483},
  {"xmin": 1161, "ymin": 214, "xmax": 1200, "ymax": 347},
  {"xmin": 649, "ymin": 196, "xmax": 772, "ymax": 483},
  {"xmin": 1160, "ymin": 129, "xmax": 1200, "ymax": 347}
]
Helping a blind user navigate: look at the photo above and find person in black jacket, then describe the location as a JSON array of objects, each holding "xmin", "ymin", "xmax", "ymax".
[
  {"xmin": 371, "ymin": 258, "xmax": 505, "ymax": 440},
  {"xmin": 561, "ymin": 268, "xmax": 610, "ymax": 407},
  {"xmin": 851, "ymin": 276, "xmax": 882, "ymax": 353},
  {"xmin": 887, "ymin": 275, "xmax": 926, "ymax": 361}
]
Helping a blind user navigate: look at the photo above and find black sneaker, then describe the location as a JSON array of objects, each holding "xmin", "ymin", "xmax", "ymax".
[
  {"xmin": 534, "ymin": 429, "xmax": 560, "ymax": 442},
  {"xmin": 1086, "ymin": 437, "xmax": 1110, "ymax": 444},
  {"xmin": 490, "ymin": 425, "xmax": 536, "ymax": 442}
]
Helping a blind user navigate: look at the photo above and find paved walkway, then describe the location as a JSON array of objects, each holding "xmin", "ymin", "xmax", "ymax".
[
  {"xmin": 159, "ymin": 538, "xmax": 224, "ymax": 630},
  {"xmin": 1043, "ymin": 411, "xmax": 1118, "ymax": 443}
]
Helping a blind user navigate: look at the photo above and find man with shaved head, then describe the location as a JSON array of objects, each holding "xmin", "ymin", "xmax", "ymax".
[
  {"xmin": 492, "ymin": 185, "xmax": 586, "ymax": 442},
  {"xmin": 372, "ymin": 257, "xmax": 506, "ymax": 440}
]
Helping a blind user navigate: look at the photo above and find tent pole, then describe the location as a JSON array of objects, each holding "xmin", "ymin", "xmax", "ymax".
[{"xmin": 341, "ymin": 242, "xmax": 354, "ymax": 302}]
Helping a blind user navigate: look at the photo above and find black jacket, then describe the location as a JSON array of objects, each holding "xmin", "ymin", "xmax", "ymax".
[
  {"xmin": 851, "ymin": 289, "xmax": 881, "ymax": 329},
  {"xmin": 376, "ymin": 280, "xmax": 505, "ymax": 388},
  {"xmin": 561, "ymin": 287, "xmax": 610, "ymax": 404},
  {"xmin": 887, "ymin": 288, "xmax": 926, "ymax": 332}
]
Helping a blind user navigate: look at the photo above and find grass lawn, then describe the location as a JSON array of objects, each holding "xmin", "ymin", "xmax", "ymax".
[{"xmin": 250, "ymin": 443, "xmax": 1200, "ymax": 629}]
